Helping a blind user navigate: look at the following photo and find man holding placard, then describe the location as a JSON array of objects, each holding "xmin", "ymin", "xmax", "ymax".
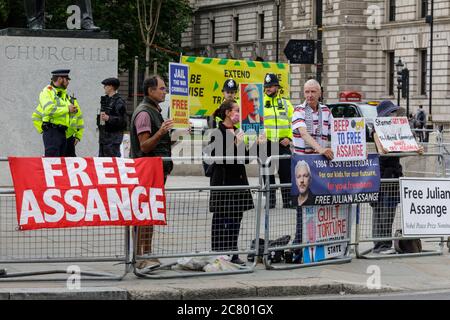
[
  {"xmin": 290, "ymin": 79, "xmax": 333, "ymax": 262},
  {"xmin": 371, "ymin": 100, "xmax": 423, "ymax": 254}
]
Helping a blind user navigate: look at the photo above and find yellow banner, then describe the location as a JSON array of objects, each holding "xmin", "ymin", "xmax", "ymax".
[{"xmin": 181, "ymin": 56, "xmax": 290, "ymax": 116}]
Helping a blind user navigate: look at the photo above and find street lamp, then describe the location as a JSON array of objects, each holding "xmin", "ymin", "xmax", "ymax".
[
  {"xmin": 426, "ymin": 0, "xmax": 434, "ymax": 122},
  {"xmin": 275, "ymin": 0, "xmax": 280, "ymax": 62},
  {"xmin": 396, "ymin": 58, "xmax": 404, "ymax": 107}
]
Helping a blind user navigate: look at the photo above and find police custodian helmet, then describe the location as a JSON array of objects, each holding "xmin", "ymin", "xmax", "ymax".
[
  {"xmin": 222, "ymin": 78, "xmax": 238, "ymax": 92},
  {"xmin": 263, "ymin": 73, "xmax": 280, "ymax": 87}
]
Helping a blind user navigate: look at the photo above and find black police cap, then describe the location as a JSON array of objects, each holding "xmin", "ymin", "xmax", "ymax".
[
  {"xmin": 222, "ymin": 78, "xmax": 238, "ymax": 92},
  {"xmin": 51, "ymin": 69, "xmax": 71, "ymax": 80},
  {"xmin": 264, "ymin": 73, "xmax": 280, "ymax": 87},
  {"xmin": 101, "ymin": 77, "xmax": 120, "ymax": 88}
]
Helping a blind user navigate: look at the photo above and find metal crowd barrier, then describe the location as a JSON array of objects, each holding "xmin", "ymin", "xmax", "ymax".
[
  {"xmin": 260, "ymin": 155, "xmax": 352, "ymax": 270},
  {"xmin": 0, "ymin": 189, "xmax": 130, "ymax": 281},
  {"xmin": 132, "ymin": 156, "xmax": 263, "ymax": 279},
  {"xmin": 1, "ymin": 151, "xmax": 448, "ymax": 281},
  {"xmin": 355, "ymin": 153, "xmax": 446, "ymax": 259}
]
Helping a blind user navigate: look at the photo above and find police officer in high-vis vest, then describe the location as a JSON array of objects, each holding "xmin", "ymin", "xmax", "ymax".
[
  {"xmin": 32, "ymin": 69, "xmax": 78, "ymax": 156},
  {"xmin": 262, "ymin": 73, "xmax": 294, "ymax": 208},
  {"xmin": 210, "ymin": 78, "xmax": 240, "ymax": 128}
]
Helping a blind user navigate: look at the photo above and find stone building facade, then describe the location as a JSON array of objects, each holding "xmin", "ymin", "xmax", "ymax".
[{"xmin": 182, "ymin": 0, "xmax": 450, "ymax": 125}]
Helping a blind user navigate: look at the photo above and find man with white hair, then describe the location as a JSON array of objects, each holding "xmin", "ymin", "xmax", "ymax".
[
  {"xmin": 292, "ymin": 79, "xmax": 333, "ymax": 160},
  {"xmin": 290, "ymin": 79, "xmax": 333, "ymax": 263}
]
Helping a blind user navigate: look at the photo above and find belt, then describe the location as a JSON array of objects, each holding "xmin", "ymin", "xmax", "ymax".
[{"xmin": 42, "ymin": 122, "xmax": 67, "ymax": 131}]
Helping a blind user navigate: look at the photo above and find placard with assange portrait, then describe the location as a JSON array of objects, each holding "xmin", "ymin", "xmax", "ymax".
[
  {"xmin": 291, "ymin": 153, "xmax": 381, "ymax": 207},
  {"xmin": 240, "ymin": 83, "xmax": 264, "ymax": 134}
]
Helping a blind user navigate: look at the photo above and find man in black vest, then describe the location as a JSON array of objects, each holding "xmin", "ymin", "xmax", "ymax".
[
  {"xmin": 98, "ymin": 77, "xmax": 127, "ymax": 157},
  {"xmin": 130, "ymin": 75, "xmax": 173, "ymax": 270}
]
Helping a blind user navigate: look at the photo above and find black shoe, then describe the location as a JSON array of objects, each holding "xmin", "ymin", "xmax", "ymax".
[
  {"xmin": 81, "ymin": 19, "xmax": 100, "ymax": 31},
  {"xmin": 292, "ymin": 249, "xmax": 302, "ymax": 264},
  {"xmin": 29, "ymin": 18, "xmax": 44, "ymax": 30},
  {"xmin": 231, "ymin": 255, "xmax": 246, "ymax": 265}
]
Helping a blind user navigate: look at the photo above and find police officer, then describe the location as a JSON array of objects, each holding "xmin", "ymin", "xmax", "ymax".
[
  {"xmin": 98, "ymin": 77, "xmax": 127, "ymax": 157},
  {"xmin": 210, "ymin": 78, "xmax": 240, "ymax": 128},
  {"xmin": 262, "ymin": 73, "xmax": 294, "ymax": 208},
  {"xmin": 23, "ymin": 0, "xmax": 100, "ymax": 30},
  {"xmin": 32, "ymin": 69, "xmax": 78, "ymax": 156}
]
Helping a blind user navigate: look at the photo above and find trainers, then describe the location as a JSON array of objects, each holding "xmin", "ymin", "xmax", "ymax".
[
  {"xmin": 378, "ymin": 248, "xmax": 396, "ymax": 255},
  {"xmin": 136, "ymin": 258, "xmax": 161, "ymax": 269}
]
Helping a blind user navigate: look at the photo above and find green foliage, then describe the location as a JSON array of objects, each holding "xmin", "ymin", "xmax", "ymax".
[
  {"xmin": 0, "ymin": 0, "xmax": 193, "ymax": 73},
  {"xmin": 0, "ymin": 0, "xmax": 9, "ymax": 24}
]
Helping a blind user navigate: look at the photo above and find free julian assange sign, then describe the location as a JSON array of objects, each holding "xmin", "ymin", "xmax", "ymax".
[{"xmin": 401, "ymin": 178, "xmax": 450, "ymax": 236}]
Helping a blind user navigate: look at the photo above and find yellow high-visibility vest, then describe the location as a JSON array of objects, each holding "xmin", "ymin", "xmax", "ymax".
[
  {"xmin": 32, "ymin": 84, "xmax": 70, "ymax": 133},
  {"xmin": 263, "ymin": 93, "xmax": 293, "ymax": 141},
  {"xmin": 66, "ymin": 98, "xmax": 84, "ymax": 140}
]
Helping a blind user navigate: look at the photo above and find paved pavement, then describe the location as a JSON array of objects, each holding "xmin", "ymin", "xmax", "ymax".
[
  {"xmin": 0, "ymin": 176, "xmax": 450, "ymax": 300},
  {"xmin": 1, "ymin": 253, "xmax": 450, "ymax": 300}
]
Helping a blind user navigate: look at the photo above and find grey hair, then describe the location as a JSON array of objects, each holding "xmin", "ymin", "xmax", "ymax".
[
  {"xmin": 295, "ymin": 160, "xmax": 312, "ymax": 180},
  {"xmin": 304, "ymin": 79, "xmax": 321, "ymax": 92}
]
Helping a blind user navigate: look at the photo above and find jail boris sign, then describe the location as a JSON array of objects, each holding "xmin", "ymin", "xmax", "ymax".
[
  {"xmin": 401, "ymin": 178, "xmax": 450, "ymax": 236},
  {"xmin": 8, "ymin": 157, "xmax": 167, "ymax": 230},
  {"xmin": 169, "ymin": 62, "xmax": 190, "ymax": 129}
]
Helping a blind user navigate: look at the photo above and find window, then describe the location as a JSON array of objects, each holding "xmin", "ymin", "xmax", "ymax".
[
  {"xmin": 421, "ymin": 0, "xmax": 428, "ymax": 18},
  {"xmin": 210, "ymin": 19, "xmax": 215, "ymax": 44},
  {"xmin": 389, "ymin": 0, "xmax": 396, "ymax": 22},
  {"xmin": 233, "ymin": 16, "xmax": 239, "ymax": 42},
  {"xmin": 258, "ymin": 13, "xmax": 265, "ymax": 39},
  {"xmin": 314, "ymin": 0, "xmax": 323, "ymax": 26},
  {"xmin": 420, "ymin": 49, "xmax": 427, "ymax": 95},
  {"xmin": 388, "ymin": 52, "xmax": 395, "ymax": 95}
]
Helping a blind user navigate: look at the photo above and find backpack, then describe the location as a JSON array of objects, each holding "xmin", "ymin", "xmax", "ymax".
[{"xmin": 394, "ymin": 229, "xmax": 422, "ymax": 254}]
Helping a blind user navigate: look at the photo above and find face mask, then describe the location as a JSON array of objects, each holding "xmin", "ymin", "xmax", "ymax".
[{"xmin": 231, "ymin": 113, "xmax": 240, "ymax": 124}]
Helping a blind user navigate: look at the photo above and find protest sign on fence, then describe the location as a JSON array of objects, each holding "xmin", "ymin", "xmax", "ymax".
[
  {"xmin": 401, "ymin": 178, "xmax": 450, "ymax": 236},
  {"xmin": 169, "ymin": 62, "xmax": 190, "ymax": 129},
  {"xmin": 291, "ymin": 154, "xmax": 380, "ymax": 206},
  {"xmin": 181, "ymin": 56, "xmax": 290, "ymax": 116},
  {"xmin": 374, "ymin": 117, "xmax": 419, "ymax": 152},
  {"xmin": 8, "ymin": 157, "xmax": 167, "ymax": 230},
  {"xmin": 302, "ymin": 204, "xmax": 350, "ymax": 263},
  {"xmin": 331, "ymin": 117, "xmax": 366, "ymax": 161}
]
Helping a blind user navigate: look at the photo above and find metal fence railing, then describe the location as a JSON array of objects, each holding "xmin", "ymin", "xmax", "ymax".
[
  {"xmin": 0, "ymin": 191, "xmax": 130, "ymax": 281},
  {"xmin": 259, "ymin": 155, "xmax": 352, "ymax": 270},
  {"xmin": 132, "ymin": 156, "xmax": 262, "ymax": 279},
  {"xmin": 0, "ymin": 151, "xmax": 448, "ymax": 280},
  {"xmin": 354, "ymin": 153, "xmax": 447, "ymax": 259}
]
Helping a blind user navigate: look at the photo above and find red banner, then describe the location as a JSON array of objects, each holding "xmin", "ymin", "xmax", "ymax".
[{"xmin": 8, "ymin": 157, "xmax": 167, "ymax": 230}]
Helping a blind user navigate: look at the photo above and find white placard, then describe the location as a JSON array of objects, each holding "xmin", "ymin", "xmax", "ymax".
[
  {"xmin": 331, "ymin": 117, "xmax": 366, "ymax": 161},
  {"xmin": 401, "ymin": 178, "xmax": 450, "ymax": 236},
  {"xmin": 374, "ymin": 117, "xmax": 419, "ymax": 152}
]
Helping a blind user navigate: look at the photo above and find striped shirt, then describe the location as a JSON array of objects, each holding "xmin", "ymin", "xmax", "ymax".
[{"xmin": 292, "ymin": 103, "xmax": 332, "ymax": 154}]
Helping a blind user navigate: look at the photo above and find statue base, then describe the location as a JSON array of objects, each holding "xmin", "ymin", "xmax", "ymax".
[
  {"xmin": 0, "ymin": 28, "xmax": 118, "ymax": 185},
  {"xmin": 0, "ymin": 28, "xmax": 110, "ymax": 39}
]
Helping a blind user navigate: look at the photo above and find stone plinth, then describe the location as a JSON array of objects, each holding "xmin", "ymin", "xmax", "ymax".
[{"xmin": 0, "ymin": 29, "xmax": 118, "ymax": 186}]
